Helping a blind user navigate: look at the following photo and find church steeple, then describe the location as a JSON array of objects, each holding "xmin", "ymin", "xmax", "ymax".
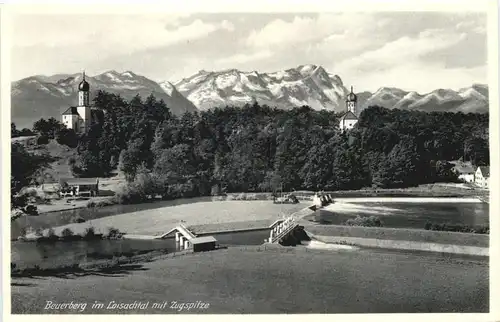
[
  {"xmin": 78, "ymin": 70, "xmax": 90, "ymax": 106},
  {"xmin": 346, "ymin": 85, "xmax": 357, "ymax": 115}
]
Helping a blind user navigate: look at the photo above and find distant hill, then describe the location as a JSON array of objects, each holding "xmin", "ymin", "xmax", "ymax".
[
  {"xmin": 11, "ymin": 71, "xmax": 197, "ymax": 129},
  {"xmin": 359, "ymin": 84, "xmax": 489, "ymax": 114}
]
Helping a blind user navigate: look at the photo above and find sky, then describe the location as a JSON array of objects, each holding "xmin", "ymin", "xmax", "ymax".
[{"xmin": 11, "ymin": 12, "xmax": 487, "ymax": 93}]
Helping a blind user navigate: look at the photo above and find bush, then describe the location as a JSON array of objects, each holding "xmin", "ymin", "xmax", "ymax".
[
  {"xmin": 37, "ymin": 135, "xmax": 49, "ymax": 145},
  {"xmin": 73, "ymin": 216, "xmax": 86, "ymax": 223},
  {"xmin": 82, "ymin": 226, "xmax": 97, "ymax": 239},
  {"xmin": 25, "ymin": 204, "xmax": 39, "ymax": 216},
  {"xmin": 56, "ymin": 128, "xmax": 78, "ymax": 148},
  {"xmin": 424, "ymin": 221, "xmax": 489, "ymax": 234},
  {"xmin": 344, "ymin": 215, "xmax": 383, "ymax": 227},
  {"xmin": 61, "ymin": 228, "xmax": 74, "ymax": 238},
  {"xmin": 211, "ymin": 196, "xmax": 226, "ymax": 202},
  {"xmin": 95, "ymin": 199, "xmax": 116, "ymax": 207},
  {"xmin": 46, "ymin": 228, "xmax": 59, "ymax": 241},
  {"xmin": 106, "ymin": 227, "xmax": 123, "ymax": 239}
]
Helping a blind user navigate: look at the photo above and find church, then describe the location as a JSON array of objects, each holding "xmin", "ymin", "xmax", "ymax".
[
  {"xmin": 339, "ymin": 86, "xmax": 358, "ymax": 132},
  {"xmin": 61, "ymin": 72, "xmax": 100, "ymax": 134}
]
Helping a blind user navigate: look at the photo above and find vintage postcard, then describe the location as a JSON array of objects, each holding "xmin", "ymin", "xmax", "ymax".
[{"xmin": 1, "ymin": 0, "xmax": 499, "ymax": 320}]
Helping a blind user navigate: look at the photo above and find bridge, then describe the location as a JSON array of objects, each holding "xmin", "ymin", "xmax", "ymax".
[
  {"xmin": 267, "ymin": 193, "xmax": 334, "ymax": 244},
  {"xmin": 158, "ymin": 223, "xmax": 197, "ymax": 249},
  {"xmin": 126, "ymin": 193, "xmax": 334, "ymax": 247}
]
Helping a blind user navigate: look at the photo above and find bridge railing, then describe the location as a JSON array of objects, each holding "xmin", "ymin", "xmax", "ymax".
[{"xmin": 269, "ymin": 216, "xmax": 299, "ymax": 243}]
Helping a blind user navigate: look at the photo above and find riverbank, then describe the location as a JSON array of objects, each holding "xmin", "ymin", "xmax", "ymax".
[
  {"xmin": 11, "ymin": 246, "xmax": 488, "ymax": 313},
  {"xmin": 311, "ymin": 234, "xmax": 488, "ymax": 256},
  {"xmin": 29, "ymin": 182, "xmax": 488, "ymax": 215},
  {"xmin": 303, "ymin": 224, "xmax": 489, "ymax": 247},
  {"xmin": 21, "ymin": 201, "xmax": 305, "ymax": 239}
]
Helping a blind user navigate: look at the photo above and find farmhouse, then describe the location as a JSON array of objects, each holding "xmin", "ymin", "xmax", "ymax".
[
  {"xmin": 11, "ymin": 135, "xmax": 38, "ymax": 148},
  {"xmin": 474, "ymin": 166, "xmax": 490, "ymax": 189},
  {"xmin": 450, "ymin": 161, "xmax": 475, "ymax": 183},
  {"xmin": 59, "ymin": 177, "xmax": 100, "ymax": 197}
]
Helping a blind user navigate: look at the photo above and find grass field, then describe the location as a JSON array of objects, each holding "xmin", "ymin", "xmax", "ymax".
[
  {"xmin": 304, "ymin": 224, "xmax": 489, "ymax": 247},
  {"xmin": 29, "ymin": 201, "xmax": 305, "ymax": 237},
  {"xmin": 11, "ymin": 246, "xmax": 488, "ymax": 314}
]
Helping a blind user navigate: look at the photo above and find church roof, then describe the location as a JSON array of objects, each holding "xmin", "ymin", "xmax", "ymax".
[
  {"xmin": 62, "ymin": 106, "xmax": 81, "ymax": 116},
  {"xmin": 339, "ymin": 111, "xmax": 358, "ymax": 121},
  {"xmin": 78, "ymin": 71, "xmax": 90, "ymax": 91},
  {"xmin": 477, "ymin": 166, "xmax": 490, "ymax": 178},
  {"xmin": 346, "ymin": 86, "xmax": 357, "ymax": 102}
]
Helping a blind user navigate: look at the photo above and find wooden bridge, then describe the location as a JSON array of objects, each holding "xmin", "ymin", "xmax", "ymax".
[
  {"xmin": 267, "ymin": 193, "xmax": 334, "ymax": 244},
  {"xmin": 158, "ymin": 223, "xmax": 197, "ymax": 249}
]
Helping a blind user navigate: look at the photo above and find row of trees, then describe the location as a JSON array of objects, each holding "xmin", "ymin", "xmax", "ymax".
[
  {"xmin": 11, "ymin": 143, "xmax": 54, "ymax": 219},
  {"xmin": 11, "ymin": 117, "xmax": 79, "ymax": 148},
  {"xmin": 72, "ymin": 91, "xmax": 489, "ymax": 199}
]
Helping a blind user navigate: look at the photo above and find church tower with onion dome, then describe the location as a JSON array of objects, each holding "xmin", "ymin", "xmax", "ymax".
[
  {"xmin": 339, "ymin": 86, "xmax": 359, "ymax": 132},
  {"xmin": 62, "ymin": 71, "xmax": 99, "ymax": 134}
]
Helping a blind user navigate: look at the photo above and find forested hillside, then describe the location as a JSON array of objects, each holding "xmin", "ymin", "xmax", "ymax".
[{"xmin": 65, "ymin": 90, "xmax": 489, "ymax": 201}]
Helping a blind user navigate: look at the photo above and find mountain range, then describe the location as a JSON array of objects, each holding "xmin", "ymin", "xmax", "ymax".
[
  {"xmin": 11, "ymin": 65, "xmax": 489, "ymax": 129},
  {"xmin": 11, "ymin": 71, "xmax": 197, "ymax": 129}
]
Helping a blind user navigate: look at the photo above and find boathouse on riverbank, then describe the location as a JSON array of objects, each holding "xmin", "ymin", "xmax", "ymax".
[{"xmin": 190, "ymin": 236, "xmax": 218, "ymax": 252}]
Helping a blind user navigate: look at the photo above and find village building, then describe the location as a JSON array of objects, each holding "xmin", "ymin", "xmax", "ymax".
[
  {"xmin": 11, "ymin": 135, "xmax": 38, "ymax": 148},
  {"xmin": 450, "ymin": 161, "xmax": 475, "ymax": 183},
  {"xmin": 61, "ymin": 72, "xmax": 101, "ymax": 134},
  {"xmin": 59, "ymin": 177, "xmax": 100, "ymax": 197},
  {"xmin": 339, "ymin": 86, "xmax": 358, "ymax": 132},
  {"xmin": 474, "ymin": 166, "xmax": 490, "ymax": 189}
]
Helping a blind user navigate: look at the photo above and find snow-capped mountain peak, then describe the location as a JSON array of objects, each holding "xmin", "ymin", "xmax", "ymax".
[
  {"xmin": 11, "ymin": 71, "xmax": 197, "ymax": 128},
  {"xmin": 173, "ymin": 65, "xmax": 349, "ymax": 112},
  {"xmin": 360, "ymin": 85, "xmax": 489, "ymax": 114}
]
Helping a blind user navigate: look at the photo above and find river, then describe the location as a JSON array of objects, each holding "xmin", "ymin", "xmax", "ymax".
[
  {"xmin": 307, "ymin": 202, "xmax": 489, "ymax": 229},
  {"xmin": 11, "ymin": 197, "xmax": 489, "ymax": 269}
]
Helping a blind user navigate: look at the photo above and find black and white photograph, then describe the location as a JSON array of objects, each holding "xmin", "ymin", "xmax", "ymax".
[{"xmin": 2, "ymin": 1, "xmax": 498, "ymax": 318}]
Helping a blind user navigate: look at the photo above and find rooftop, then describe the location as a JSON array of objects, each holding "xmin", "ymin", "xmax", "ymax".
[
  {"xmin": 340, "ymin": 111, "xmax": 358, "ymax": 121},
  {"xmin": 62, "ymin": 106, "xmax": 81, "ymax": 116},
  {"xmin": 451, "ymin": 161, "xmax": 475, "ymax": 174},
  {"xmin": 60, "ymin": 177, "xmax": 99, "ymax": 185},
  {"xmin": 190, "ymin": 236, "xmax": 218, "ymax": 244},
  {"xmin": 11, "ymin": 135, "xmax": 38, "ymax": 142},
  {"xmin": 478, "ymin": 166, "xmax": 490, "ymax": 178}
]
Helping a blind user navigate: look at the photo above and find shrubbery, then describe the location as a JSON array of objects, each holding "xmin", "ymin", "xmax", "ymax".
[
  {"xmin": 73, "ymin": 215, "xmax": 86, "ymax": 223},
  {"xmin": 56, "ymin": 128, "xmax": 79, "ymax": 148},
  {"xmin": 344, "ymin": 215, "xmax": 383, "ymax": 227},
  {"xmin": 25, "ymin": 225, "xmax": 123, "ymax": 243},
  {"xmin": 106, "ymin": 227, "xmax": 123, "ymax": 239},
  {"xmin": 424, "ymin": 221, "xmax": 489, "ymax": 234},
  {"xmin": 36, "ymin": 135, "xmax": 49, "ymax": 145}
]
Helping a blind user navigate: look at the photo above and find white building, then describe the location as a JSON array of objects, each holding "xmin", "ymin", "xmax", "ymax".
[
  {"xmin": 339, "ymin": 86, "xmax": 358, "ymax": 132},
  {"xmin": 450, "ymin": 161, "xmax": 475, "ymax": 183},
  {"xmin": 61, "ymin": 72, "xmax": 99, "ymax": 134},
  {"xmin": 474, "ymin": 166, "xmax": 490, "ymax": 188}
]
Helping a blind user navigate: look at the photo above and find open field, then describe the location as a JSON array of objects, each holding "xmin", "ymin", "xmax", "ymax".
[
  {"xmin": 25, "ymin": 201, "xmax": 305, "ymax": 238},
  {"xmin": 11, "ymin": 246, "xmax": 488, "ymax": 314}
]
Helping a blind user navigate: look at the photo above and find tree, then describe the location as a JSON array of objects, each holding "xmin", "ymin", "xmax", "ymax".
[
  {"xmin": 11, "ymin": 143, "xmax": 53, "ymax": 220},
  {"xmin": 11, "ymin": 123, "xmax": 19, "ymax": 138},
  {"xmin": 33, "ymin": 117, "xmax": 64, "ymax": 139},
  {"xmin": 56, "ymin": 128, "xmax": 79, "ymax": 148},
  {"xmin": 119, "ymin": 138, "xmax": 146, "ymax": 181}
]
